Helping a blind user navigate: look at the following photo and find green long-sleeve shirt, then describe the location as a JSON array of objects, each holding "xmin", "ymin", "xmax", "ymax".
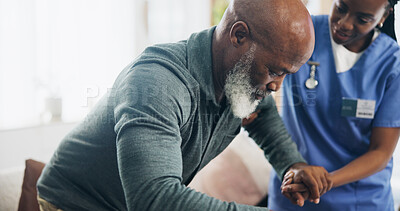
[{"xmin": 37, "ymin": 26, "xmax": 305, "ymax": 211}]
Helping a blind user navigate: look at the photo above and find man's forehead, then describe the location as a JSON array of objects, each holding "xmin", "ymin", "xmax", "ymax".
[
  {"xmin": 258, "ymin": 46, "xmax": 304, "ymax": 74},
  {"xmin": 269, "ymin": 62, "xmax": 299, "ymax": 75}
]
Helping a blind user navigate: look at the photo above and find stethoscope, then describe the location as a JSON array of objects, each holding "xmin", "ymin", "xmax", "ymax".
[{"xmin": 305, "ymin": 61, "xmax": 320, "ymax": 89}]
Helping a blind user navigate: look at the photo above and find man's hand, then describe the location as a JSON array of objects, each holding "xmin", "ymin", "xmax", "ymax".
[
  {"xmin": 241, "ymin": 110, "xmax": 260, "ymax": 126},
  {"xmin": 280, "ymin": 172, "xmax": 309, "ymax": 207},
  {"xmin": 280, "ymin": 163, "xmax": 333, "ymax": 206}
]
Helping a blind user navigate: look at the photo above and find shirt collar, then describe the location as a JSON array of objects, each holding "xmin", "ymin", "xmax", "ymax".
[{"xmin": 186, "ymin": 26, "xmax": 220, "ymax": 107}]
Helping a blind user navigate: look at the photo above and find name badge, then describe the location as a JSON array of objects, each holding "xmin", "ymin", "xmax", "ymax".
[{"xmin": 341, "ymin": 98, "xmax": 376, "ymax": 119}]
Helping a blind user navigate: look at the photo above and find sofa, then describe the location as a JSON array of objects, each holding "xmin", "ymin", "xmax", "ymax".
[{"xmin": 0, "ymin": 159, "xmax": 45, "ymax": 211}]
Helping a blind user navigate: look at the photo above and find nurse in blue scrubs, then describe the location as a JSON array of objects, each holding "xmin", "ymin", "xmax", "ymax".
[{"xmin": 268, "ymin": 0, "xmax": 400, "ymax": 210}]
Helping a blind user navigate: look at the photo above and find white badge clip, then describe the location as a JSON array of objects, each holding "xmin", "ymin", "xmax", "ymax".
[{"xmin": 305, "ymin": 61, "xmax": 320, "ymax": 89}]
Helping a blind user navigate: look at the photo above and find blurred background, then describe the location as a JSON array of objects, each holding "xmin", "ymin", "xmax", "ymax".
[
  {"xmin": 0, "ymin": 0, "xmax": 337, "ymax": 131},
  {"xmin": 0, "ymin": 0, "xmax": 339, "ymax": 131},
  {"xmin": 0, "ymin": 0, "xmax": 399, "ymax": 209}
]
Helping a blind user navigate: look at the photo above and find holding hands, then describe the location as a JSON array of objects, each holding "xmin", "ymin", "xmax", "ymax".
[{"xmin": 280, "ymin": 163, "xmax": 333, "ymax": 207}]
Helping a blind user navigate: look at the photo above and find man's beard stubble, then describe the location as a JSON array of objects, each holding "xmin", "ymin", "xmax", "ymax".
[{"xmin": 224, "ymin": 43, "xmax": 261, "ymax": 119}]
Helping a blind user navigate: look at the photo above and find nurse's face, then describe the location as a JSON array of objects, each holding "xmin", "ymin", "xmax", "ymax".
[{"xmin": 330, "ymin": 0, "xmax": 390, "ymax": 52}]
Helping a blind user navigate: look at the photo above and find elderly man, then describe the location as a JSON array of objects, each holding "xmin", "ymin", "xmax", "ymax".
[{"xmin": 37, "ymin": 0, "xmax": 330, "ymax": 210}]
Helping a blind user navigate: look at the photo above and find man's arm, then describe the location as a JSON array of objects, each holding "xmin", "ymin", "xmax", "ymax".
[
  {"xmin": 243, "ymin": 96, "xmax": 331, "ymax": 204},
  {"xmin": 113, "ymin": 64, "xmax": 269, "ymax": 211},
  {"xmin": 243, "ymin": 96, "xmax": 306, "ymax": 179}
]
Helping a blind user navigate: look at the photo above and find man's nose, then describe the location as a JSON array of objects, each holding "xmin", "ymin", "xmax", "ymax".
[{"xmin": 267, "ymin": 75, "xmax": 286, "ymax": 92}]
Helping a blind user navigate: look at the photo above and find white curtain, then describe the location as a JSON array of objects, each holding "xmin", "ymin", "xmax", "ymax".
[
  {"xmin": 0, "ymin": 0, "xmax": 138, "ymax": 129},
  {"xmin": 147, "ymin": 0, "xmax": 210, "ymax": 44},
  {"xmin": 0, "ymin": 0, "xmax": 210, "ymax": 130}
]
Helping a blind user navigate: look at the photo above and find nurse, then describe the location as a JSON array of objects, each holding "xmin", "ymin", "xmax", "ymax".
[{"xmin": 268, "ymin": 0, "xmax": 400, "ymax": 210}]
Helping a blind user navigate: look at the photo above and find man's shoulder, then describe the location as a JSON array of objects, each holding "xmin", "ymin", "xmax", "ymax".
[
  {"xmin": 132, "ymin": 40, "xmax": 197, "ymax": 86},
  {"xmin": 139, "ymin": 41, "xmax": 188, "ymax": 68},
  {"xmin": 110, "ymin": 41, "xmax": 197, "ymax": 106}
]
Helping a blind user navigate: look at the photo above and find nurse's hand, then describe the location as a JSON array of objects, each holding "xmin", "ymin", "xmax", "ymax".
[{"xmin": 281, "ymin": 163, "xmax": 332, "ymax": 205}]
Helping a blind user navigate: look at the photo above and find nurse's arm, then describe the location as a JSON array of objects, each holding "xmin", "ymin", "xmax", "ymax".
[
  {"xmin": 329, "ymin": 127, "xmax": 400, "ymax": 187},
  {"xmin": 281, "ymin": 127, "xmax": 399, "ymax": 203}
]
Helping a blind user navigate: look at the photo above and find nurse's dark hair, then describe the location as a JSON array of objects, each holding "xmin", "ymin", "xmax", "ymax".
[{"xmin": 381, "ymin": 0, "xmax": 398, "ymax": 41}]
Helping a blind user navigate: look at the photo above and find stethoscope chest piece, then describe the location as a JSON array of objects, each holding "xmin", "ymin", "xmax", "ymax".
[
  {"xmin": 305, "ymin": 61, "xmax": 320, "ymax": 89},
  {"xmin": 305, "ymin": 77, "xmax": 318, "ymax": 89}
]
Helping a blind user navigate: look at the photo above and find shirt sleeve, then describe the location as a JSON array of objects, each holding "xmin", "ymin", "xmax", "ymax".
[
  {"xmin": 113, "ymin": 63, "xmax": 269, "ymax": 211},
  {"xmin": 373, "ymin": 71, "xmax": 400, "ymax": 127},
  {"xmin": 244, "ymin": 96, "xmax": 306, "ymax": 180}
]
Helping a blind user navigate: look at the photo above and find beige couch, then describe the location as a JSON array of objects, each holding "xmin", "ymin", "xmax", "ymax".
[
  {"xmin": 0, "ymin": 159, "xmax": 44, "ymax": 211},
  {"xmin": 0, "ymin": 167, "xmax": 24, "ymax": 211}
]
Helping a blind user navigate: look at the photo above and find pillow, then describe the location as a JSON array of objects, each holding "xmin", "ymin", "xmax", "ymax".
[
  {"xmin": 18, "ymin": 159, "xmax": 45, "ymax": 211},
  {"xmin": 189, "ymin": 131, "xmax": 271, "ymax": 206}
]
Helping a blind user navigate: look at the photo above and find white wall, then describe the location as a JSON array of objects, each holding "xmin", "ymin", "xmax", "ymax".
[{"xmin": 0, "ymin": 122, "xmax": 76, "ymax": 171}]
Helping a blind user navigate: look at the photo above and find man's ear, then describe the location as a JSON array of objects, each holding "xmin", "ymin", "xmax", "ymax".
[{"xmin": 229, "ymin": 21, "xmax": 250, "ymax": 48}]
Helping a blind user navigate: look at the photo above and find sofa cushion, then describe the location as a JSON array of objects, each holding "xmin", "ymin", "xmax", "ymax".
[{"xmin": 18, "ymin": 159, "xmax": 45, "ymax": 211}]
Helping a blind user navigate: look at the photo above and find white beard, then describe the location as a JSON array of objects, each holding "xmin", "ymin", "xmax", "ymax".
[{"xmin": 225, "ymin": 44, "xmax": 260, "ymax": 119}]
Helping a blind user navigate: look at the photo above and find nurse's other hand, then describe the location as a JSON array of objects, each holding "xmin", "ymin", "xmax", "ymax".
[{"xmin": 285, "ymin": 163, "xmax": 332, "ymax": 203}]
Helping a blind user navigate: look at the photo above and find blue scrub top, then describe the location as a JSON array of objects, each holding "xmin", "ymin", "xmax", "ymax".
[{"xmin": 268, "ymin": 15, "xmax": 400, "ymax": 211}]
